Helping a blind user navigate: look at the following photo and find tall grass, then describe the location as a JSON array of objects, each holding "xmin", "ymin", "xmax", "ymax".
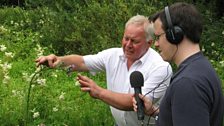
[{"xmin": 0, "ymin": 26, "xmax": 113, "ymax": 125}]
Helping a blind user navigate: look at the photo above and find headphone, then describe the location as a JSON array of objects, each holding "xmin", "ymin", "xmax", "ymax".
[{"xmin": 164, "ymin": 6, "xmax": 184, "ymax": 44}]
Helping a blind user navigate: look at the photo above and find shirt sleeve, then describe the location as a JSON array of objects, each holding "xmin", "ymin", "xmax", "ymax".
[
  {"xmin": 83, "ymin": 49, "xmax": 111, "ymax": 72},
  {"xmin": 171, "ymin": 77, "xmax": 210, "ymax": 126}
]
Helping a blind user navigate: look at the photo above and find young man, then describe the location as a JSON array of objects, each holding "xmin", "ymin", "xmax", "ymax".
[
  {"xmin": 133, "ymin": 2, "xmax": 224, "ymax": 126},
  {"xmin": 36, "ymin": 15, "xmax": 172, "ymax": 126}
]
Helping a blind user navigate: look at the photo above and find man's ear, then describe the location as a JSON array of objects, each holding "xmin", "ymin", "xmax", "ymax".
[{"xmin": 147, "ymin": 40, "xmax": 153, "ymax": 46}]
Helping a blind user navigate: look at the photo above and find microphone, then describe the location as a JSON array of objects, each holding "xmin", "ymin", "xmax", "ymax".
[{"xmin": 130, "ymin": 71, "xmax": 144, "ymax": 121}]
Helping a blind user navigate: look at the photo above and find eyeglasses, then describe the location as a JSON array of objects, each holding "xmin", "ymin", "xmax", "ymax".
[{"xmin": 153, "ymin": 32, "xmax": 165, "ymax": 41}]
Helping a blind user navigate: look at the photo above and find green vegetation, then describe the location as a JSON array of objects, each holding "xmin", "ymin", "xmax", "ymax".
[{"xmin": 0, "ymin": 0, "xmax": 223, "ymax": 125}]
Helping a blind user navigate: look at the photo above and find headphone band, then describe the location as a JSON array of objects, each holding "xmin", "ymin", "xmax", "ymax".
[
  {"xmin": 165, "ymin": 6, "xmax": 175, "ymax": 41},
  {"xmin": 165, "ymin": 6, "xmax": 173, "ymax": 29},
  {"xmin": 164, "ymin": 6, "xmax": 184, "ymax": 44}
]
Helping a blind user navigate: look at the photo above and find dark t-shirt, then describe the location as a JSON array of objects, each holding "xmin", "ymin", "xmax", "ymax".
[{"xmin": 157, "ymin": 52, "xmax": 224, "ymax": 126}]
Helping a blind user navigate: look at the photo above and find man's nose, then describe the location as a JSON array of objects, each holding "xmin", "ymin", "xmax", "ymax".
[{"xmin": 126, "ymin": 40, "xmax": 133, "ymax": 47}]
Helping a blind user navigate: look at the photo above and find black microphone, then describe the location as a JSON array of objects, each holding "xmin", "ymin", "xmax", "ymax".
[{"xmin": 130, "ymin": 71, "xmax": 144, "ymax": 121}]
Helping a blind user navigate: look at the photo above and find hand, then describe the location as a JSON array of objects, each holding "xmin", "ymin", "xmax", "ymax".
[
  {"xmin": 77, "ymin": 74, "xmax": 102, "ymax": 99},
  {"xmin": 35, "ymin": 54, "xmax": 61, "ymax": 68},
  {"xmin": 132, "ymin": 94, "xmax": 155, "ymax": 116}
]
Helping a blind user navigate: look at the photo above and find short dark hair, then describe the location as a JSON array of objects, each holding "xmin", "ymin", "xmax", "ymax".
[{"xmin": 151, "ymin": 2, "xmax": 203, "ymax": 43}]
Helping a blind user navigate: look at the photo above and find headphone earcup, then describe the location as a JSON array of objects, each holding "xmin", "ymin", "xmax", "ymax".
[{"xmin": 166, "ymin": 26, "xmax": 184, "ymax": 44}]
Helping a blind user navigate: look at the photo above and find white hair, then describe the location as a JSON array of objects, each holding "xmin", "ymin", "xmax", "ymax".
[{"xmin": 125, "ymin": 15, "xmax": 154, "ymax": 42}]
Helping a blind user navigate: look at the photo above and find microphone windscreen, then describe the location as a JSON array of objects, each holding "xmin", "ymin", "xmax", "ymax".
[{"xmin": 130, "ymin": 71, "xmax": 144, "ymax": 88}]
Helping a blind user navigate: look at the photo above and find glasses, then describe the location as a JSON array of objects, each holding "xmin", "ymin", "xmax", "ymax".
[{"xmin": 153, "ymin": 32, "xmax": 165, "ymax": 41}]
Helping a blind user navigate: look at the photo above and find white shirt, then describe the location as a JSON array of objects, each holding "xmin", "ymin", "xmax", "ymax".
[{"xmin": 83, "ymin": 48, "xmax": 172, "ymax": 126}]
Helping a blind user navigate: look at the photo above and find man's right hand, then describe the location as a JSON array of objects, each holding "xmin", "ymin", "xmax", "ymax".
[
  {"xmin": 35, "ymin": 54, "xmax": 61, "ymax": 68},
  {"xmin": 132, "ymin": 94, "xmax": 155, "ymax": 116}
]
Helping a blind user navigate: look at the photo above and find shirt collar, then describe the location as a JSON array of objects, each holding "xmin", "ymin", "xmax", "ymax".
[{"xmin": 119, "ymin": 48, "xmax": 151, "ymax": 64}]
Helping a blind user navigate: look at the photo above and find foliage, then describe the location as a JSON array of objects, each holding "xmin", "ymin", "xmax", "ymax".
[
  {"xmin": 0, "ymin": 25, "xmax": 112, "ymax": 125},
  {"xmin": 24, "ymin": 1, "xmax": 157, "ymax": 55}
]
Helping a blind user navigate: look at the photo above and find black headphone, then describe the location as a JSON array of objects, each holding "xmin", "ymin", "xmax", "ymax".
[{"xmin": 164, "ymin": 6, "xmax": 184, "ymax": 44}]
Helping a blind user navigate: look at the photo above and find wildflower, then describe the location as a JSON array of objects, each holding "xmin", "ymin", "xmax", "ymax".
[
  {"xmin": 39, "ymin": 19, "xmax": 44, "ymax": 24},
  {"xmin": 0, "ymin": 26, "xmax": 8, "ymax": 33},
  {"xmin": 36, "ymin": 78, "xmax": 46, "ymax": 86},
  {"xmin": 59, "ymin": 92, "xmax": 65, "ymax": 100},
  {"xmin": 53, "ymin": 107, "xmax": 58, "ymax": 112},
  {"xmin": 12, "ymin": 90, "xmax": 17, "ymax": 96},
  {"xmin": 14, "ymin": 22, "xmax": 19, "ymax": 27},
  {"xmin": 5, "ymin": 52, "xmax": 14, "ymax": 58},
  {"xmin": 22, "ymin": 72, "xmax": 31, "ymax": 82},
  {"xmin": 3, "ymin": 74, "xmax": 10, "ymax": 84},
  {"xmin": 51, "ymin": 72, "xmax": 58, "ymax": 78},
  {"xmin": 20, "ymin": 20, "xmax": 24, "ymax": 27},
  {"xmin": 201, "ymin": 46, "xmax": 205, "ymax": 52},
  {"xmin": 38, "ymin": 123, "xmax": 45, "ymax": 126},
  {"xmin": 35, "ymin": 44, "xmax": 44, "ymax": 57},
  {"xmin": 220, "ymin": 60, "xmax": 224, "ymax": 67},
  {"xmin": 0, "ymin": 44, "xmax": 7, "ymax": 52},
  {"xmin": 0, "ymin": 62, "xmax": 12, "ymax": 72},
  {"xmin": 211, "ymin": 42, "xmax": 215, "ymax": 46},
  {"xmin": 31, "ymin": 84, "xmax": 35, "ymax": 88},
  {"xmin": 31, "ymin": 108, "xmax": 36, "ymax": 113},
  {"xmin": 35, "ymin": 67, "xmax": 41, "ymax": 73},
  {"xmin": 75, "ymin": 81, "xmax": 81, "ymax": 86},
  {"xmin": 33, "ymin": 112, "xmax": 40, "ymax": 118},
  {"xmin": 210, "ymin": 59, "xmax": 214, "ymax": 63}
]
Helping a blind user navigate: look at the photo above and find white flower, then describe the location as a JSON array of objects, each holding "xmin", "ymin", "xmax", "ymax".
[
  {"xmin": 211, "ymin": 42, "xmax": 215, "ymax": 46},
  {"xmin": 5, "ymin": 52, "xmax": 14, "ymax": 58},
  {"xmin": 36, "ymin": 78, "xmax": 46, "ymax": 86},
  {"xmin": 31, "ymin": 108, "xmax": 36, "ymax": 113},
  {"xmin": 33, "ymin": 112, "xmax": 40, "ymax": 118},
  {"xmin": 0, "ymin": 26, "xmax": 8, "ymax": 33},
  {"xmin": 3, "ymin": 75, "xmax": 10, "ymax": 84},
  {"xmin": 0, "ymin": 44, "xmax": 7, "ymax": 52},
  {"xmin": 35, "ymin": 67, "xmax": 41, "ymax": 72},
  {"xmin": 202, "ymin": 47, "xmax": 205, "ymax": 52},
  {"xmin": 12, "ymin": 90, "xmax": 22, "ymax": 97},
  {"xmin": 220, "ymin": 60, "xmax": 224, "ymax": 67},
  {"xmin": 14, "ymin": 22, "xmax": 19, "ymax": 27},
  {"xmin": 31, "ymin": 84, "xmax": 35, "ymax": 88},
  {"xmin": 53, "ymin": 107, "xmax": 58, "ymax": 112},
  {"xmin": 51, "ymin": 73, "xmax": 58, "ymax": 78},
  {"xmin": 35, "ymin": 44, "xmax": 45, "ymax": 57},
  {"xmin": 37, "ymin": 123, "xmax": 45, "ymax": 126},
  {"xmin": 22, "ymin": 72, "xmax": 31, "ymax": 82},
  {"xmin": 59, "ymin": 92, "xmax": 65, "ymax": 100},
  {"xmin": 0, "ymin": 62, "xmax": 12, "ymax": 72},
  {"xmin": 39, "ymin": 19, "xmax": 44, "ymax": 24},
  {"xmin": 75, "ymin": 81, "xmax": 81, "ymax": 86},
  {"xmin": 30, "ymin": 73, "xmax": 35, "ymax": 78},
  {"xmin": 222, "ymin": 31, "xmax": 224, "ymax": 35},
  {"xmin": 12, "ymin": 90, "xmax": 17, "ymax": 96}
]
